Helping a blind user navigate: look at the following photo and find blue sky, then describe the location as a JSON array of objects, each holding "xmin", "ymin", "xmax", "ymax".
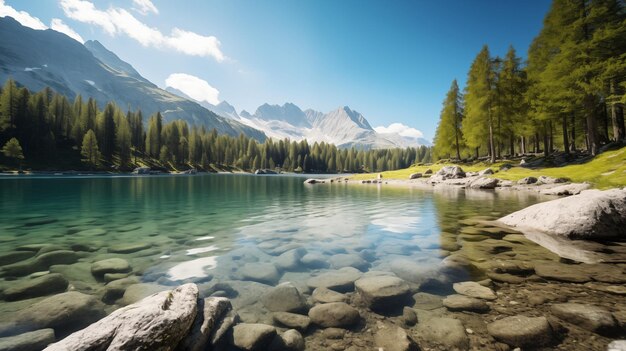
[{"xmin": 1, "ymin": 0, "xmax": 551, "ymax": 140}]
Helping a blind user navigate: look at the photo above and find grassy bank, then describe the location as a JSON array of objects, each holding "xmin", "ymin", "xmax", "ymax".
[{"xmin": 351, "ymin": 146, "xmax": 626, "ymax": 189}]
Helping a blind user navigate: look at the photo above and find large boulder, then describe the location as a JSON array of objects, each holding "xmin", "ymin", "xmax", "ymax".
[
  {"xmin": 487, "ymin": 315, "xmax": 554, "ymax": 348},
  {"xmin": 540, "ymin": 182, "xmax": 591, "ymax": 196},
  {"xmin": 308, "ymin": 302, "xmax": 360, "ymax": 328},
  {"xmin": 429, "ymin": 166, "xmax": 465, "ymax": 183},
  {"xmin": 499, "ymin": 189, "xmax": 626, "ymax": 239},
  {"xmin": 468, "ymin": 177, "xmax": 499, "ymax": 189},
  {"xmin": 354, "ymin": 276, "xmax": 411, "ymax": 312},
  {"xmin": 44, "ymin": 284, "xmax": 198, "ymax": 351}
]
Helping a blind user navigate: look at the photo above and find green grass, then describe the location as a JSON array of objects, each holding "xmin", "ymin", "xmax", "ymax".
[{"xmin": 351, "ymin": 146, "xmax": 626, "ymax": 189}]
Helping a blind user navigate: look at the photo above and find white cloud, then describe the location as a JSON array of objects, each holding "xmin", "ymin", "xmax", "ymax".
[
  {"xmin": 50, "ymin": 18, "xmax": 84, "ymax": 43},
  {"xmin": 0, "ymin": 1, "xmax": 85, "ymax": 43},
  {"xmin": 59, "ymin": 0, "xmax": 225, "ymax": 62},
  {"xmin": 0, "ymin": 0, "xmax": 47, "ymax": 30},
  {"xmin": 165, "ymin": 73, "xmax": 220, "ymax": 105},
  {"xmin": 132, "ymin": 0, "xmax": 158, "ymax": 15},
  {"xmin": 374, "ymin": 123, "xmax": 424, "ymax": 139}
]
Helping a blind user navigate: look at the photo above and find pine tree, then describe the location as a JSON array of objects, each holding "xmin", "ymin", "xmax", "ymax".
[
  {"xmin": 464, "ymin": 45, "xmax": 498, "ymax": 162},
  {"xmin": 116, "ymin": 112, "xmax": 132, "ymax": 166},
  {"xmin": 434, "ymin": 79, "xmax": 464, "ymax": 159},
  {"xmin": 2, "ymin": 137, "xmax": 24, "ymax": 160},
  {"xmin": 81, "ymin": 129, "xmax": 100, "ymax": 167},
  {"xmin": 0, "ymin": 79, "xmax": 18, "ymax": 131}
]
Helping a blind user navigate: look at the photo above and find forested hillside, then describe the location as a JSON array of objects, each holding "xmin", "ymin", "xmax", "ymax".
[
  {"xmin": 433, "ymin": 0, "xmax": 626, "ymax": 161},
  {"xmin": 0, "ymin": 80, "xmax": 432, "ymax": 172}
]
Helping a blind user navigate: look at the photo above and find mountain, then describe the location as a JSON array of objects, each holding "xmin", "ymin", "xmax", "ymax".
[
  {"xmin": 0, "ymin": 16, "xmax": 265, "ymax": 141},
  {"xmin": 193, "ymin": 97, "xmax": 430, "ymax": 149}
]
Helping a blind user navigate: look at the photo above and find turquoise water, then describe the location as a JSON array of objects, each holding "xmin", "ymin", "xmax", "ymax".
[{"xmin": 0, "ymin": 174, "xmax": 551, "ymax": 333}]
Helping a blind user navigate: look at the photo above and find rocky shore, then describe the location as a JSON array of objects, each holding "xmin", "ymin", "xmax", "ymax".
[{"xmin": 309, "ymin": 165, "xmax": 595, "ymax": 196}]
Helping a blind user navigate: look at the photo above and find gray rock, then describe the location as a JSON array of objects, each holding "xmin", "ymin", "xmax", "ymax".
[
  {"xmin": 443, "ymin": 294, "xmax": 489, "ymax": 313},
  {"xmin": 44, "ymin": 284, "xmax": 198, "ymax": 351},
  {"xmin": 413, "ymin": 317, "xmax": 468, "ymax": 350},
  {"xmin": 479, "ymin": 168, "xmax": 494, "ymax": 175},
  {"xmin": 517, "ymin": 176, "xmax": 537, "ymax": 185},
  {"xmin": 231, "ymin": 323, "xmax": 277, "ymax": 351},
  {"xmin": 178, "ymin": 297, "xmax": 231, "ymax": 351},
  {"xmin": 469, "ymin": 177, "xmax": 499, "ymax": 189},
  {"xmin": 551, "ymin": 303, "xmax": 617, "ymax": 334},
  {"xmin": 0, "ymin": 252, "xmax": 35, "ymax": 267},
  {"xmin": 108, "ymin": 243, "xmax": 152, "ymax": 254},
  {"xmin": 241, "ymin": 263, "xmax": 280, "ymax": 285},
  {"xmin": 308, "ymin": 302, "xmax": 360, "ymax": 328},
  {"xmin": 0, "ymin": 251, "xmax": 79, "ymax": 277},
  {"xmin": 306, "ymin": 267, "xmax": 362, "ymax": 292},
  {"xmin": 540, "ymin": 182, "xmax": 591, "ymax": 196},
  {"xmin": 534, "ymin": 262, "xmax": 591, "ymax": 283},
  {"xmin": 499, "ymin": 189, "xmax": 626, "ymax": 239},
  {"xmin": 102, "ymin": 276, "xmax": 140, "ymax": 303},
  {"xmin": 0, "ymin": 292, "xmax": 105, "ymax": 338},
  {"xmin": 274, "ymin": 249, "xmax": 305, "ymax": 271},
  {"xmin": 272, "ymin": 312, "xmax": 311, "ymax": 331},
  {"xmin": 434, "ymin": 166, "xmax": 465, "ymax": 180},
  {"xmin": 261, "ymin": 282, "xmax": 308, "ymax": 313},
  {"xmin": 412, "ymin": 292, "xmax": 443, "ymax": 310},
  {"xmin": 2, "ymin": 273, "xmax": 68, "ymax": 301},
  {"xmin": 329, "ymin": 254, "xmax": 369, "ymax": 271},
  {"xmin": 453, "ymin": 281, "xmax": 496, "ymax": 300},
  {"xmin": 409, "ymin": 173, "xmax": 422, "ymax": 180},
  {"xmin": 312, "ymin": 287, "xmax": 348, "ymax": 303},
  {"xmin": 300, "ymin": 252, "xmax": 328, "ymax": 268},
  {"xmin": 537, "ymin": 175, "xmax": 568, "ymax": 184},
  {"xmin": 268, "ymin": 329, "xmax": 305, "ymax": 351},
  {"xmin": 487, "ymin": 315, "xmax": 553, "ymax": 348},
  {"xmin": 120, "ymin": 283, "xmax": 169, "ymax": 305},
  {"xmin": 91, "ymin": 258, "xmax": 131, "ymax": 278},
  {"xmin": 0, "ymin": 329, "xmax": 55, "ymax": 351},
  {"xmin": 354, "ymin": 276, "xmax": 411, "ymax": 312},
  {"xmin": 374, "ymin": 323, "xmax": 419, "ymax": 351}
]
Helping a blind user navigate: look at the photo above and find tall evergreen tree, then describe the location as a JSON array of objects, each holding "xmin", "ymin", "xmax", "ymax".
[{"xmin": 434, "ymin": 79, "xmax": 464, "ymax": 159}]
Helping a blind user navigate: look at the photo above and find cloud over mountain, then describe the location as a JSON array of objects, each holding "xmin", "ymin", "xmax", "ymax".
[
  {"xmin": 165, "ymin": 73, "xmax": 220, "ymax": 105},
  {"xmin": 374, "ymin": 123, "xmax": 424, "ymax": 138}
]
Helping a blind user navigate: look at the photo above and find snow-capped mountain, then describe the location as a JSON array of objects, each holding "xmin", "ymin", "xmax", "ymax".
[
  {"xmin": 0, "ymin": 17, "xmax": 265, "ymax": 141},
  {"xmin": 174, "ymin": 96, "xmax": 431, "ymax": 149}
]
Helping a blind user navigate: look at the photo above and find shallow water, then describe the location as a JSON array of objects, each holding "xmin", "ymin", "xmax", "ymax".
[{"xmin": 0, "ymin": 174, "xmax": 557, "ymax": 339}]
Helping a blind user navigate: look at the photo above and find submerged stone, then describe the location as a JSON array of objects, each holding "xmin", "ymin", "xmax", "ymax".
[
  {"xmin": 452, "ymin": 281, "xmax": 496, "ymax": 300},
  {"xmin": 551, "ymin": 303, "xmax": 617, "ymax": 335},
  {"xmin": 308, "ymin": 302, "xmax": 360, "ymax": 328},
  {"xmin": 261, "ymin": 282, "xmax": 308, "ymax": 313},
  {"xmin": 0, "ymin": 328, "xmax": 55, "ymax": 351},
  {"xmin": 354, "ymin": 276, "xmax": 411, "ymax": 312},
  {"xmin": 1, "ymin": 273, "xmax": 68, "ymax": 301},
  {"xmin": 487, "ymin": 315, "xmax": 554, "ymax": 348},
  {"xmin": 231, "ymin": 323, "xmax": 277, "ymax": 351}
]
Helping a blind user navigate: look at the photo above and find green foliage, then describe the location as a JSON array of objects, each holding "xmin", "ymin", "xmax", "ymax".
[
  {"xmin": 81, "ymin": 129, "xmax": 100, "ymax": 166},
  {"xmin": 2, "ymin": 137, "xmax": 23, "ymax": 160},
  {"xmin": 433, "ymin": 79, "xmax": 464, "ymax": 159}
]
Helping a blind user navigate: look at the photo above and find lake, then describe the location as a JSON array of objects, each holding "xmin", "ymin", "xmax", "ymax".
[{"xmin": 0, "ymin": 173, "xmax": 584, "ymax": 347}]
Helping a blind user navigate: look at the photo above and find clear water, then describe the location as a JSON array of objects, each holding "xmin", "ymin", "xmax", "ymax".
[{"xmin": 0, "ymin": 174, "xmax": 550, "ymax": 326}]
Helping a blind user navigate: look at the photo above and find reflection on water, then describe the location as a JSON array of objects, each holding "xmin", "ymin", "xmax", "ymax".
[{"xmin": 0, "ymin": 174, "xmax": 554, "ymax": 333}]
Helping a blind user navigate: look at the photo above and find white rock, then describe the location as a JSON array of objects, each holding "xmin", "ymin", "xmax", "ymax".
[
  {"xmin": 499, "ymin": 189, "xmax": 626, "ymax": 239},
  {"xmin": 45, "ymin": 284, "xmax": 199, "ymax": 351}
]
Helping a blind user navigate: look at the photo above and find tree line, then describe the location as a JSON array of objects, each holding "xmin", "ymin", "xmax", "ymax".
[
  {"xmin": 0, "ymin": 80, "xmax": 432, "ymax": 172},
  {"xmin": 434, "ymin": 0, "xmax": 626, "ymax": 162}
]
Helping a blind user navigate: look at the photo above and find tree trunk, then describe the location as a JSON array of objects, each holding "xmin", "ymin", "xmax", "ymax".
[
  {"xmin": 475, "ymin": 147, "xmax": 479, "ymax": 159},
  {"xmin": 618, "ymin": 104, "xmax": 626, "ymax": 140},
  {"xmin": 509, "ymin": 134, "xmax": 514, "ymax": 157},
  {"xmin": 585, "ymin": 95, "xmax": 598, "ymax": 155},
  {"xmin": 543, "ymin": 123, "xmax": 550, "ymax": 157},
  {"xmin": 454, "ymin": 123, "xmax": 461, "ymax": 160},
  {"xmin": 549, "ymin": 121, "xmax": 554, "ymax": 153},
  {"xmin": 570, "ymin": 112, "xmax": 576, "ymax": 152},
  {"xmin": 562, "ymin": 114, "xmax": 570, "ymax": 155},
  {"xmin": 601, "ymin": 102, "xmax": 609, "ymax": 143},
  {"xmin": 489, "ymin": 116, "xmax": 496, "ymax": 163},
  {"xmin": 521, "ymin": 136, "xmax": 526, "ymax": 155},
  {"xmin": 534, "ymin": 133, "xmax": 540, "ymax": 154}
]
